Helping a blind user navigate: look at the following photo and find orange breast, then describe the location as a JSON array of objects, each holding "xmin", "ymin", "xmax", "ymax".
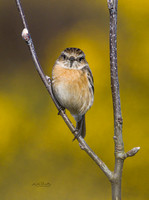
[{"xmin": 52, "ymin": 64, "xmax": 91, "ymax": 116}]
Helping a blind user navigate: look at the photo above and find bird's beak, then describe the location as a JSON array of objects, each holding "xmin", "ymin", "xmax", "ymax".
[{"xmin": 69, "ymin": 56, "xmax": 75, "ymax": 68}]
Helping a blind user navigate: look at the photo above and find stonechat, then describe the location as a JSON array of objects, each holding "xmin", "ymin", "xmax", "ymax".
[{"xmin": 52, "ymin": 48, "xmax": 94, "ymax": 139}]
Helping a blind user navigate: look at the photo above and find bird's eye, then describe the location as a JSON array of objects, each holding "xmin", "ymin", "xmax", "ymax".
[
  {"xmin": 61, "ymin": 54, "xmax": 66, "ymax": 59},
  {"xmin": 79, "ymin": 56, "xmax": 84, "ymax": 62}
]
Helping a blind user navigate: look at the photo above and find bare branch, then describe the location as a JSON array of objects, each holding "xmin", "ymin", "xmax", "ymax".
[
  {"xmin": 15, "ymin": 0, "xmax": 113, "ymax": 181},
  {"xmin": 107, "ymin": 0, "xmax": 125, "ymax": 198},
  {"xmin": 107, "ymin": 0, "xmax": 140, "ymax": 199}
]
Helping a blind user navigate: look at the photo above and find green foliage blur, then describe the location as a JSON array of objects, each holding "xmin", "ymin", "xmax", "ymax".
[{"xmin": 0, "ymin": 0, "xmax": 148, "ymax": 199}]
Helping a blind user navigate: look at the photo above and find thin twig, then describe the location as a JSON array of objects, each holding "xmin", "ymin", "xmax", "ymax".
[{"xmin": 15, "ymin": 0, "xmax": 113, "ymax": 181}]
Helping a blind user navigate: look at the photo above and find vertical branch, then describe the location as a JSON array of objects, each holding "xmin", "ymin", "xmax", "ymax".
[
  {"xmin": 107, "ymin": 1, "xmax": 140, "ymax": 199},
  {"xmin": 108, "ymin": 0, "xmax": 124, "ymax": 199},
  {"xmin": 108, "ymin": 0, "xmax": 124, "ymax": 151},
  {"xmin": 107, "ymin": 0, "xmax": 140, "ymax": 199}
]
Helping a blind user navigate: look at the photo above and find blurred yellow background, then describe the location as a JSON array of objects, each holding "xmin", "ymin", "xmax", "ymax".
[{"xmin": 0, "ymin": 0, "xmax": 148, "ymax": 199}]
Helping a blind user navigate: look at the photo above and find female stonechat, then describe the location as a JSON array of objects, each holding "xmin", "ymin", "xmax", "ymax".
[{"xmin": 52, "ymin": 48, "xmax": 94, "ymax": 139}]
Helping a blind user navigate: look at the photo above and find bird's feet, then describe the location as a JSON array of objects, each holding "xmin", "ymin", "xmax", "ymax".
[
  {"xmin": 46, "ymin": 75, "xmax": 51, "ymax": 83},
  {"xmin": 72, "ymin": 129, "xmax": 82, "ymax": 141},
  {"xmin": 58, "ymin": 106, "xmax": 65, "ymax": 115}
]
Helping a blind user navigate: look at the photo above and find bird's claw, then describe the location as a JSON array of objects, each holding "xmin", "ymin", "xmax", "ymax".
[
  {"xmin": 72, "ymin": 129, "xmax": 81, "ymax": 141},
  {"xmin": 58, "ymin": 106, "xmax": 65, "ymax": 115},
  {"xmin": 46, "ymin": 75, "xmax": 51, "ymax": 83}
]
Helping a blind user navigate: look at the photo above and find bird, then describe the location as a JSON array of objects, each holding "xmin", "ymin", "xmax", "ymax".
[{"xmin": 51, "ymin": 47, "xmax": 94, "ymax": 140}]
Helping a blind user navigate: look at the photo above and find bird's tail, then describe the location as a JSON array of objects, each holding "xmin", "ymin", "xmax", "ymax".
[{"xmin": 76, "ymin": 115, "xmax": 86, "ymax": 138}]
